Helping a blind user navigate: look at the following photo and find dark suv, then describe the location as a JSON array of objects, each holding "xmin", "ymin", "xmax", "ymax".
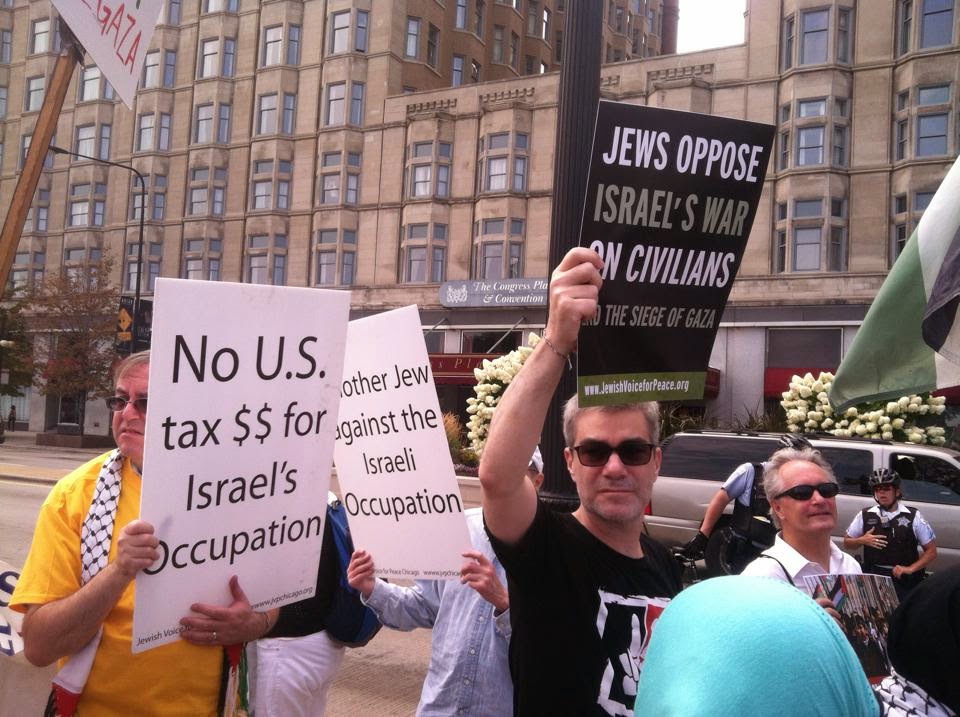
[{"xmin": 647, "ymin": 431, "xmax": 960, "ymax": 572}]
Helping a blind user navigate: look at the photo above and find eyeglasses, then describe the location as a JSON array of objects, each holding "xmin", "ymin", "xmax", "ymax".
[
  {"xmin": 105, "ymin": 396, "xmax": 148, "ymax": 413},
  {"xmin": 572, "ymin": 440, "xmax": 657, "ymax": 467},
  {"xmin": 774, "ymin": 482, "xmax": 840, "ymax": 501}
]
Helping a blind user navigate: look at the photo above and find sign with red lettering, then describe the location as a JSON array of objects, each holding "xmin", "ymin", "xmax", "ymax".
[{"xmin": 51, "ymin": 0, "xmax": 164, "ymax": 108}]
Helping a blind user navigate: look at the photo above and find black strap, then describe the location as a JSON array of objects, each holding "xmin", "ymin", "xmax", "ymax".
[{"xmin": 762, "ymin": 554, "xmax": 796, "ymax": 587}]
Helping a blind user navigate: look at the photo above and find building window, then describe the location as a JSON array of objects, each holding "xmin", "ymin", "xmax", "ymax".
[
  {"xmin": 250, "ymin": 159, "xmax": 292, "ymax": 210},
  {"xmin": 314, "ymin": 229, "xmax": 356, "ymax": 286},
  {"xmin": 406, "ymin": 18, "xmax": 420, "ymax": 58},
  {"xmin": 493, "ymin": 25, "xmax": 505, "ymax": 63},
  {"xmin": 0, "ymin": 86, "xmax": 8, "ymax": 118},
  {"xmin": 130, "ymin": 174, "xmax": 167, "ymax": 221},
  {"xmin": 799, "ymin": 9, "xmax": 829, "ymax": 64},
  {"xmin": 68, "ymin": 183, "xmax": 107, "ymax": 228},
  {"xmin": 403, "ymin": 223, "xmax": 447, "ymax": 283},
  {"xmin": 203, "ymin": 0, "xmax": 238, "ymax": 12},
  {"xmin": 194, "ymin": 104, "xmax": 214, "ymax": 144},
  {"xmin": 246, "ymin": 234, "xmax": 287, "ymax": 285},
  {"xmin": 898, "ymin": 0, "xmax": 913, "ymax": 54},
  {"xmin": 475, "ymin": 0, "xmax": 486, "ymax": 34},
  {"xmin": 350, "ymin": 83, "xmax": 365, "ymax": 124},
  {"xmin": 356, "ymin": 11, "xmax": 369, "ymax": 51},
  {"xmin": 280, "ymin": 93, "xmax": 296, "ymax": 134},
  {"xmin": 222, "ymin": 38, "xmax": 236, "ymax": 76},
  {"xmin": 320, "ymin": 152, "xmax": 361, "ymax": 205},
  {"xmin": 475, "ymin": 218, "xmax": 524, "ymax": 279},
  {"xmin": 126, "ymin": 241, "xmax": 163, "ymax": 293},
  {"xmin": 136, "ymin": 114, "xmax": 155, "ymax": 151},
  {"xmin": 75, "ymin": 125, "xmax": 96, "ymax": 157},
  {"xmin": 796, "ymin": 126, "xmax": 824, "ymax": 166},
  {"xmin": 406, "ymin": 141, "xmax": 451, "ymax": 199},
  {"xmin": 427, "ymin": 25, "xmax": 439, "ymax": 67},
  {"xmin": 781, "ymin": 16, "xmax": 794, "ymax": 70},
  {"xmin": 456, "ymin": 0, "xmax": 467, "ymax": 29},
  {"xmin": 262, "ymin": 26, "xmax": 282, "ymax": 66},
  {"xmin": 920, "ymin": 0, "xmax": 953, "ymax": 48},
  {"xmin": 257, "ymin": 93, "xmax": 277, "ymax": 134},
  {"xmin": 287, "ymin": 26, "xmax": 301, "ymax": 65},
  {"xmin": 452, "ymin": 55, "xmax": 464, "ymax": 86},
  {"xmin": 25, "ymin": 76, "xmax": 44, "ymax": 112},
  {"xmin": 325, "ymin": 82, "xmax": 345, "ymax": 125},
  {"xmin": 330, "ymin": 11, "xmax": 350, "ymax": 53},
  {"xmin": 832, "ymin": 126, "xmax": 847, "ymax": 166},
  {"xmin": 217, "ymin": 104, "xmax": 231, "ymax": 143},
  {"xmin": 0, "ymin": 31, "xmax": 11, "ymax": 64},
  {"xmin": 143, "ymin": 52, "xmax": 160, "ymax": 89},
  {"xmin": 163, "ymin": 50, "xmax": 177, "ymax": 87},
  {"xmin": 187, "ymin": 167, "xmax": 227, "ymax": 217},
  {"xmin": 916, "ymin": 114, "xmax": 948, "ymax": 156},
  {"xmin": 481, "ymin": 132, "xmax": 529, "ymax": 193},
  {"xmin": 168, "ymin": 0, "xmax": 182, "ymax": 24},
  {"xmin": 836, "ymin": 7, "xmax": 852, "ymax": 63},
  {"xmin": 182, "ymin": 237, "xmax": 223, "ymax": 281},
  {"xmin": 31, "ymin": 18, "xmax": 50, "ymax": 54},
  {"xmin": 199, "ymin": 39, "xmax": 219, "ymax": 78}
]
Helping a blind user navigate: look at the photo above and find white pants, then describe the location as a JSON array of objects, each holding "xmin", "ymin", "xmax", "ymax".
[{"xmin": 254, "ymin": 632, "xmax": 345, "ymax": 717}]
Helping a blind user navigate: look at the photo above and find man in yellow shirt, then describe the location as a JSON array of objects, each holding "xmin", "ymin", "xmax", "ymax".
[{"xmin": 11, "ymin": 352, "xmax": 268, "ymax": 716}]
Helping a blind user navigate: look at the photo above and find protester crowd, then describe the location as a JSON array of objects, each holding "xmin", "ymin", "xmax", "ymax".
[{"xmin": 9, "ymin": 247, "xmax": 960, "ymax": 717}]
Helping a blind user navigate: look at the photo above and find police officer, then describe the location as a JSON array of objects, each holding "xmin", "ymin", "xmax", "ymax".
[
  {"xmin": 681, "ymin": 433, "xmax": 812, "ymax": 573},
  {"xmin": 844, "ymin": 468, "xmax": 937, "ymax": 601}
]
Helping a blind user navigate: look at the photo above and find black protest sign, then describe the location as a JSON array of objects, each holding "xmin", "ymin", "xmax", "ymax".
[{"xmin": 576, "ymin": 101, "xmax": 774, "ymax": 405}]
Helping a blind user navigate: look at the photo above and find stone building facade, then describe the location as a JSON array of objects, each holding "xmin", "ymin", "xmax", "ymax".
[{"xmin": 0, "ymin": 0, "xmax": 957, "ymax": 432}]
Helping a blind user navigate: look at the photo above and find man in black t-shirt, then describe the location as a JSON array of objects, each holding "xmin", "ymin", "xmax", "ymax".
[{"xmin": 479, "ymin": 247, "xmax": 682, "ymax": 717}]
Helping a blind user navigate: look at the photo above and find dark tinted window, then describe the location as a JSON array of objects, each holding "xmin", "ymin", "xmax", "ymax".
[
  {"xmin": 890, "ymin": 453, "xmax": 960, "ymax": 505},
  {"xmin": 819, "ymin": 446, "xmax": 872, "ymax": 496},
  {"xmin": 660, "ymin": 436, "xmax": 779, "ymax": 482}
]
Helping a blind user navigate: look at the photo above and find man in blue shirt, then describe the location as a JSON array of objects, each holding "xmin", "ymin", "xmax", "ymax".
[{"xmin": 346, "ymin": 450, "xmax": 544, "ymax": 717}]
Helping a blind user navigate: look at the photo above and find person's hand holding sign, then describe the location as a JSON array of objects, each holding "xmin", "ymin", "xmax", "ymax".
[
  {"xmin": 347, "ymin": 549, "xmax": 377, "ymax": 599},
  {"xmin": 545, "ymin": 247, "xmax": 603, "ymax": 357},
  {"xmin": 179, "ymin": 575, "xmax": 276, "ymax": 646}
]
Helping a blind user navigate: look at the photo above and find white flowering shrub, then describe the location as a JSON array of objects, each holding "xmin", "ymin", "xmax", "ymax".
[
  {"xmin": 781, "ymin": 372, "xmax": 948, "ymax": 445},
  {"xmin": 466, "ymin": 334, "xmax": 541, "ymax": 456}
]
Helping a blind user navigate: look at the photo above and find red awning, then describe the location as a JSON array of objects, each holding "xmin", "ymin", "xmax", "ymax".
[{"xmin": 429, "ymin": 353, "xmax": 501, "ymax": 385}]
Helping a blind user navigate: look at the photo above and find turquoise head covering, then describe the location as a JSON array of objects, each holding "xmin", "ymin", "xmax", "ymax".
[{"xmin": 635, "ymin": 576, "xmax": 879, "ymax": 717}]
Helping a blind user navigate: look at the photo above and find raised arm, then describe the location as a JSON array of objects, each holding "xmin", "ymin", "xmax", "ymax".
[
  {"xmin": 479, "ymin": 247, "xmax": 602, "ymax": 545},
  {"xmin": 20, "ymin": 520, "xmax": 159, "ymax": 667}
]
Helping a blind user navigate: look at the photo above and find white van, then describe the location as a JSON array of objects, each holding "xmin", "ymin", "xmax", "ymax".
[{"xmin": 647, "ymin": 431, "xmax": 960, "ymax": 573}]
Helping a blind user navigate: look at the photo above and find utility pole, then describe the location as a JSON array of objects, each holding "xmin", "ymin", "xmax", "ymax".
[
  {"xmin": 0, "ymin": 23, "xmax": 83, "ymax": 290},
  {"xmin": 538, "ymin": 0, "xmax": 603, "ymax": 509}
]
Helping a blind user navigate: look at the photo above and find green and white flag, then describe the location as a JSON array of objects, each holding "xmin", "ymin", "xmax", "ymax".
[{"xmin": 830, "ymin": 154, "xmax": 960, "ymax": 411}]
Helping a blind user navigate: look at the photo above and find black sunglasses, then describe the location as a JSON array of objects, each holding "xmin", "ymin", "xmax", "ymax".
[
  {"xmin": 105, "ymin": 396, "xmax": 148, "ymax": 413},
  {"xmin": 572, "ymin": 440, "xmax": 657, "ymax": 467},
  {"xmin": 774, "ymin": 482, "xmax": 839, "ymax": 501}
]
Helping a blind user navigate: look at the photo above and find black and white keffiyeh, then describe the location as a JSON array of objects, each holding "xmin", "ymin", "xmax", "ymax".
[
  {"xmin": 80, "ymin": 449, "xmax": 125, "ymax": 583},
  {"xmin": 876, "ymin": 671, "xmax": 957, "ymax": 717}
]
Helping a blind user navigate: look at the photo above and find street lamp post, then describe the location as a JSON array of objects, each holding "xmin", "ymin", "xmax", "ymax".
[{"xmin": 48, "ymin": 145, "xmax": 145, "ymax": 353}]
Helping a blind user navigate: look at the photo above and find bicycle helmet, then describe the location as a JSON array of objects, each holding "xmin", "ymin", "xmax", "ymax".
[
  {"xmin": 868, "ymin": 467, "xmax": 901, "ymax": 489},
  {"xmin": 779, "ymin": 433, "xmax": 812, "ymax": 450}
]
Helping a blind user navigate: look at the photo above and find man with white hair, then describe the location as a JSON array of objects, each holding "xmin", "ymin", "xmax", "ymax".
[{"xmin": 741, "ymin": 446, "xmax": 861, "ymax": 590}]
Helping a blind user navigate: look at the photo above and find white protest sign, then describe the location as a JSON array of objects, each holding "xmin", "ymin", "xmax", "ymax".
[
  {"xmin": 0, "ymin": 560, "xmax": 23, "ymax": 657},
  {"xmin": 133, "ymin": 279, "xmax": 350, "ymax": 652},
  {"xmin": 334, "ymin": 305, "xmax": 471, "ymax": 579},
  {"xmin": 51, "ymin": 0, "xmax": 164, "ymax": 108}
]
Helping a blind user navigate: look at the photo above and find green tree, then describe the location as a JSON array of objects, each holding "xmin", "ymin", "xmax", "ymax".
[{"xmin": 22, "ymin": 257, "xmax": 119, "ymax": 434}]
